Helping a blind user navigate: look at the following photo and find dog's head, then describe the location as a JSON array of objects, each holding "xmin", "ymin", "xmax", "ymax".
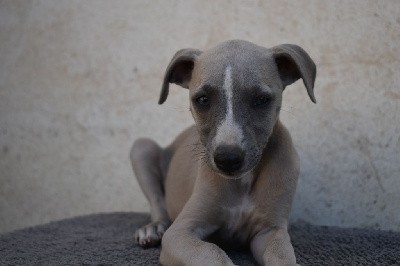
[{"xmin": 159, "ymin": 40, "xmax": 316, "ymax": 178}]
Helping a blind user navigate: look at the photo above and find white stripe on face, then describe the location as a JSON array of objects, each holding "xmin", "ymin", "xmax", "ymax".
[{"xmin": 214, "ymin": 66, "xmax": 244, "ymax": 147}]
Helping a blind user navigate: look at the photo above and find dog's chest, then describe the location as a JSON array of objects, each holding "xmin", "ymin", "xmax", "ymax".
[
  {"xmin": 226, "ymin": 196, "xmax": 254, "ymax": 228},
  {"xmin": 220, "ymin": 195, "xmax": 262, "ymax": 243}
]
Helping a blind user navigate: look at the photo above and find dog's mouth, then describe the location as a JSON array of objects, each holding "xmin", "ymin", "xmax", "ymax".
[
  {"xmin": 212, "ymin": 163, "xmax": 246, "ymax": 179},
  {"xmin": 215, "ymin": 166, "xmax": 256, "ymax": 180},
  {"xmin": 218, "ymin": 171, "xmax": 243, "ymax": 179},
  {"xmin": 211, "ymin": 150, "xmax": 261, "ymax": 180}
]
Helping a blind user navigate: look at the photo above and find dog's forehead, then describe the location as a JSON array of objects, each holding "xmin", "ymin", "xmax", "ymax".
[{"xmin": 193, "ymin": 40, "xmax": 278, "ymax": 89}]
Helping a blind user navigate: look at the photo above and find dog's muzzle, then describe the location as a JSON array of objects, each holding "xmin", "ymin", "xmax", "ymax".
[{"xmin": 213, "ymin": 145, "xmax": 244, "ymax": 175}]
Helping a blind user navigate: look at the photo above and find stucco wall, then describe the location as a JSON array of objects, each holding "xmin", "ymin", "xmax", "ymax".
[{"xmin": 0, "ymin": 0, "xmax": 399, "ymax": 233}]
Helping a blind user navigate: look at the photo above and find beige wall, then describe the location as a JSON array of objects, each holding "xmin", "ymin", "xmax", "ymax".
[{"xmin": 0, "ymin": 0, "xmax": 399, "ymax": 233}]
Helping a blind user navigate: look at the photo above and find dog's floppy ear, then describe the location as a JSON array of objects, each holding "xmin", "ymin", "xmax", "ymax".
[
  {"xmin": 272, "ymin": 44, "xmax": 317, "ymax": 103},
  {"xmin": 158, "ymin": 48, "xmax": 202, "ymax": 104}
]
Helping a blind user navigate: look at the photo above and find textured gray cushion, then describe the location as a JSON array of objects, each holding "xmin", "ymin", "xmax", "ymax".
[{"xmin": 0, "ymin": 212, "xmax": 399, "ymax": 265}]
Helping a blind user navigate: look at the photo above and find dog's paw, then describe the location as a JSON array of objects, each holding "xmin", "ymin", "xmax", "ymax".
[{"xmin": 135, "ymin": 221, "xmax": 169, "ymax": 248}]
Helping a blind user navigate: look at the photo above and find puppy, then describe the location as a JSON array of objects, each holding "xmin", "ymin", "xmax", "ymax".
[{"xmin": 131, "ymin": 40, "xmax": 316, "ymax": 265}]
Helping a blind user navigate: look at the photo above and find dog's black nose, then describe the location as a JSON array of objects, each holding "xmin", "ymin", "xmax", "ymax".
[{"xmin": 214, "ymin": 145, "xmax": 244, "ymax": 174}]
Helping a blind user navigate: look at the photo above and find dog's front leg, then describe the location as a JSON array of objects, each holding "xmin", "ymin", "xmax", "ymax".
[
  {"xmin": 250, "ymin": 227, "xmax": 298, "ymax": 266},
  {"xmin": 160, "ymin": 185, "xmax": 235, "ymax": 266},
  {"xmin": 160, "ymin": 221, "xmax": 234, "ymax": 266}
]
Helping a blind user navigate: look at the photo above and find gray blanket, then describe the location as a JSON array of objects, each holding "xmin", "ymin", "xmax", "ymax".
[{"xmin": 0, "ymin": 212, "xmax": 399, "ymax": 265}]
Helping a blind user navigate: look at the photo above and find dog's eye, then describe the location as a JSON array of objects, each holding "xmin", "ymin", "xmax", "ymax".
[
  {"xmin": 252, "ymin": 95, "xmax": 270, "ymax": 108},
  {"xmin": 196, "ymin": 96, "xmax": 209, "ymax": 106}
]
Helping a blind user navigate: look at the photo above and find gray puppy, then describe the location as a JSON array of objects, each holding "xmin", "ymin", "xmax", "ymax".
[{"xmin": 131, "ymin": 40, "xmax": 316, "ymax": 265}]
